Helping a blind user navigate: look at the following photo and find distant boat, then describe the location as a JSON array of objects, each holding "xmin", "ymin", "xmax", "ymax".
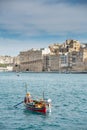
[{"xmin": 17, "ymin": 74, "xmax": 20, "ymax": 76}]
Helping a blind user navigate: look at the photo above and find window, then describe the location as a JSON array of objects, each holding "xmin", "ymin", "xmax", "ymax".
[{"xmin": 72, "ymin": 57, "xmax": 76, "ymax": 63}]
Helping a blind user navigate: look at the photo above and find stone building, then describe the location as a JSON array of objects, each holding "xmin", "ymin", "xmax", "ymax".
[
  {"xmin": 68, "ymin": 51, "xmax": 84, "ymax": 72},
  {"xmin": 13, "ymin": 55, "xmax": 20, "ymax": 72},
  {"xmin": 18, "ymin": 49, "xmax": 43, "ymax": 72},
  {"xmin": 59, "ymin": 53, "xmax": 69, "ymax": 72},
  {"xmin": 49, "ymin": 54, "xmax": 59, "ymax": 71},
  {"xmin": 49, "ymin": 44, "xmax": 60, "ymax": 55},
  {"xmin": 48, "ymin": 44, "xmax": 60, "ymax": 71},
  {"xmin": 42, "ymin": 48, "xmax": 50, "ymax": 71},
  {"xmin": 0, "ymin": 55, "xmax": 14, "ymax": 64},
  {"xmin": 48, "ymin": 39, "xmax": 87, "ymax": 72},
  {"xmin": 42, "ymin": 55, "xmax": 50, "ymax": 71},
  {"xmin": 0, "ymin": 55, "xmax": 14, "ymax": 71},
  {"xmin": 82, "ymin": 46, "xmax": 87, "ymax": 71},
  {"xmin": 13, "ymin": 39, "xmax": 87, "ymax": 72}
]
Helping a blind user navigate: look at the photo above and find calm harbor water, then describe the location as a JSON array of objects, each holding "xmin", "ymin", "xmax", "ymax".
[{"xmin": 0, "ymin": 72, "xmax": 87, "ymax": 130}]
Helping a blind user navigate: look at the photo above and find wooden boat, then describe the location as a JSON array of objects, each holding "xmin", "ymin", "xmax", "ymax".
[{"xmin": 24, "ymin": 97, "xmax": 51, "ymax": 114}]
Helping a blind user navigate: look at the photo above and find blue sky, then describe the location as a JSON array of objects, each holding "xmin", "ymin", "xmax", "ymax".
[{"xmin": 0, "ymin": 0, "xmax": 87, "ymax": 56}]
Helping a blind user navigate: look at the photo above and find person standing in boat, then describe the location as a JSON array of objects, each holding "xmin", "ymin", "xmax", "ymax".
[{"xmin": 24, "ymin": 92, "xmax": 32, "ymax": 104}]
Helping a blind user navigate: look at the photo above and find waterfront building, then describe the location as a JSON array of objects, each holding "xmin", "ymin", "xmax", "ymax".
[
  {"xmin": 59, "ymin": 53, "xmax": 69, "ymax": 72},
  {"xmin": 42, "ymin": 55, "xmax": 50, "ymax": 71},
  {"xmin": 68, "ymin": 51, "xmax": 84, "ymax": 72},
  {"xmin": 0, "ymin": 55, "xmax": 14, "ymax": 64},
  {"xmin": 65, "ymin": 39, "xmax": 81, "ymax": 52},
  {"xmin": 18, "ymin": 49, "xmax": 43, "ymax": 72},
  {"xmin": 48, "ymin": 54, "xmax": 59, "ymax": 71},
  {"xmin": 48, "ymin": 44, "xmax": 60, "ymax": 71},
  {"xmin": 13, "ymin": 39, "xmax": 87, "ymax": 72},
  {"xmin": 0, "ymin": 56, "xmax": 14, "ymax": 71},
  {"xmin": 49, "ymin": 39, "xmax": 87, "ymax": 72},
  {"xmin": 42, "ymin": 48, "xmax": 50, "ymax": 71},
  {"xmin": 13, "ymin": 55, "xmax": 20, "ymax": 72},
  {"xmin": 82, "ymin": 46, "xmax": 87, "ymax": 71}
]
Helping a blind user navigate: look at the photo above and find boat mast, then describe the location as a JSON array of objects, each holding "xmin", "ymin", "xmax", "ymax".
[
  {"xmin": 43, "ymin": 91, "xmax": 44, "ymax": 100},
  {"xmin": 25, "ymin": 83, "xmax": 28, "ymax": 94}
]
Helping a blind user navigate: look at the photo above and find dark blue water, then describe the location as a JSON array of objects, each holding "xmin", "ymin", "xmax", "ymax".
[{"xmin": 0, "ymin": 72, "xmax": 87, "ymax": 130}]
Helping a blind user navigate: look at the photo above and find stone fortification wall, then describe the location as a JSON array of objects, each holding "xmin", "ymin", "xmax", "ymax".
[
  {"xmin": 19, "ymin": 49, "xmax": 43, "ymax": 72},
  {"xmin": 49, "ymin": 55, "xmax": 59, "ymax": 71}
]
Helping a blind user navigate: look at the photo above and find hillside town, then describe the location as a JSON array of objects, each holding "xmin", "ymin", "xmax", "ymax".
[{"xmin": 0, "ymin": 39, "xmax": 87, "ymax": 73}]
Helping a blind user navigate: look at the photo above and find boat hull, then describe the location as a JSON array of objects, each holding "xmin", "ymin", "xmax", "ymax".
[{"xmin": 24, "ymin": 103, "xmax": 47, "ymax": 114}]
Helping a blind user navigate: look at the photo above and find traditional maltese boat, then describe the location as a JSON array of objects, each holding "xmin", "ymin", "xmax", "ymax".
[{"xmin": 24, "ymin": 93, "xmax": 51, "ymax": 114}]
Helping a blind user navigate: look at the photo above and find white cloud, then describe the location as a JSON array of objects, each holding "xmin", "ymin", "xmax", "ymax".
[
  {"xmin": 0, "ymin": 0, "xmax": 87, "ymax": 37},
  {"xmin": 0, "ymin": 1, "xmax": 87, "ymax": 56}
]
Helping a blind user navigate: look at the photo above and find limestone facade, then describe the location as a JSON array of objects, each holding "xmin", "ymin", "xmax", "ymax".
[
  {"xmin": 19, "ymin": 49, "xmax": 43, "ymax": 72},
  {"xmin": 49, "ymin": 55, "xmax": 59, "ymax": 71},
  {"xmin": 0, "ymin": 56, "xmax": 14, "ymax": 64},
  {"xmin": 83, "ymin": 47, "xmax": 87, "ymax": 70},
  {"xmin": 13, "ymin": 39, "xmax": 87, "ymax": 72},
  {"xmin": 43, "ymin": 55, "xmax": 50, "ymax": 71},
  {"xmin": 49, "ymin": 40, "xmax": 87, "ymax": 72}
]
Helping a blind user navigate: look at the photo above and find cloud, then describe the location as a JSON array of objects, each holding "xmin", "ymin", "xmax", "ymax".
[
  {"xmin": 0, "ymin": 0, "xmax": 87, "ymax": 39},
  {"xmin": 43, "ymin": 0, "xmax": 87, "ymax": 5}
]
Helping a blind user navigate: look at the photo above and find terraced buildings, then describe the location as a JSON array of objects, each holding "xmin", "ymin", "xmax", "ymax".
[{"xmin": 13, "ymin": 39, "xmax": 87, "ymax": 72}]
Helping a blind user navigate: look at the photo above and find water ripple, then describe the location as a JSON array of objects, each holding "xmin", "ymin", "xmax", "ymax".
[{"xmin": 0, "ymin": 72, "xmax": 87, "ymax": 130}]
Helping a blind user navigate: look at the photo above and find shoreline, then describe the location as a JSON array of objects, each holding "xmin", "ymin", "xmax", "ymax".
[{"xmin": 0, "ymin": 70, "xmax": 87, "ymax": 74}]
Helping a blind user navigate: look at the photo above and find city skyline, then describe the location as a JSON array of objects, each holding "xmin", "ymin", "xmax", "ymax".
[{"xmin": 0, "ymin": 0, "xmax": 87, "ymax": 56}]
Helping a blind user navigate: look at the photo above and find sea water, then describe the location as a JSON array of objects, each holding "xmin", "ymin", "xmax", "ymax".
[{"xmin": 0, "ymin": 72, "xmax": 87, "ymax": 130}]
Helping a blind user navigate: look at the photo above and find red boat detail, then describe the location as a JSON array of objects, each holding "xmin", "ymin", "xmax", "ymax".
[
  {"xmin": 25, "ymin": 104, "xmax": 46, "ymax": 113},
  {"xmin": 24, "ymin": 92, "xmax": 51, "ymax": 114}
]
